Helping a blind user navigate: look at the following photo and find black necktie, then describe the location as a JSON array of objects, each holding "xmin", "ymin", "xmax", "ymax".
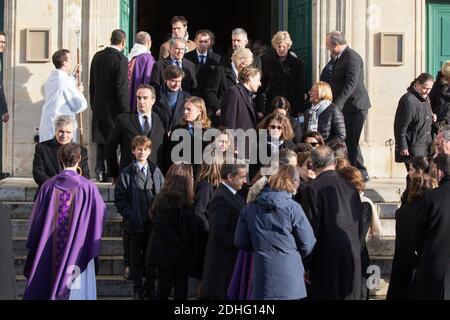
[
  {"xmin": 175, "ymin": 60, "xmax": 181, "ymax": 68},
  {"xmin": 199, "ymin": 55, "xmax": 205, "ymax": 65},
  {"xmin": 143, "ymin": 115, "xmax": 151, "ymax": 136}
]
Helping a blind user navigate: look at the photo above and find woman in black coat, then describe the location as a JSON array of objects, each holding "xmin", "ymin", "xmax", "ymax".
[
  {"xmin": 394, "ymin": 73, "xmax": 435, "ymax": 170},
  {"xmin": 387, "ymin": 173, "xmax": 437, "ymax": 300},
  {"xmin": 413, "ymin": 154, "xmax": 450, "ymax": 300},
  {"xmin": 169, "ymin": 96, "xmax": 210, "ymax": 176},
  {"xmin": 303, "ymin": 81, "xmax": 346, "ymax": 144},
  {"xmin": 191, "ymin": 160, "xmax": 223, "ymax": 298},
  {"xmin": 259, "ymin": 31, "xmax": 306, "ymax": 117},
  {"xmin": 429, "ymin": 62, "xmax": 450, "ymax": 135},
  {"xmin": 203, "ymin": 48, "xmax": 254, "ymax": 126},
  {"xmin": 146, "ymin": 164, "xmax": 196, "ymax": 300}
]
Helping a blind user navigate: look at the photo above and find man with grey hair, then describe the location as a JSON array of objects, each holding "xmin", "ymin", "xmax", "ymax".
[
  {"xmin": 150, "ymin": 37, "xmax": 197, "ymax": 95},
  {"xmin": 128, "ymin": 31, "xmax": 156, "ymax": 111},
  {"xmin": 32, "ymin": 115, "xmax": 90, "ymax": 195},
  {"xmin": 326, "ymin": 30, "xmax": 371, "ymax": 182},
  {"xmin": 220, "ymin": 28, "xmax": 262, "ymax": 70},
  {"xmin": 302, "ymin": 145, "xmax": 362, "ymax": 299},
  {"xmin": 435, "ymin": 125, "xmax": 450, "ymax": 155}
]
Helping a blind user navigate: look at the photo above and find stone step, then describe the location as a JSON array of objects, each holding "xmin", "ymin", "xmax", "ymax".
[
  {"xmin": 369, "ymin": 256, "xmax": 393, "ymax": 275},
  {"xmin": 379, "ymin": 218, "xmax": 395, "ymax": 237},
  {"xmin": 14, "ymin": 255, "xmax": 126, "ymax": 276},
  {"xmin": 5, "ymin": 202, "xmax": 122, "ymax": 220},
  {"xmin": 367, "ymin": 236, "xmax": 395, "ymax": 257},
  {"xmin": 369, "ymin": 275, "xmax": 390, "ymax": 298},
  {"xmin": 13, "ymin": 237, "xmax": 124, "ymax": 256},
  {"xmin": 365, "ymin": 178, "xmax": 405, "ymax": 203},
  {"xmin": 0, "ymin": 178, "xmax": 115, "ymax": 203},
  {"xmin": 15, "ymin": 275, "xmax": 200, "ymax": 298},
  {"xmin": 374, "ymin": 202, "xmax": 399, "ymax": 219},
  {"xmin": 11, "ymin": 218, "xmax": 123, "ymax": 238}
]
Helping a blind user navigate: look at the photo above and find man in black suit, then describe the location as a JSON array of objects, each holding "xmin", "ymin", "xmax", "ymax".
[
  {"xmin": 90, "ymin": 29, "xmax": 129, "ymax": 182},
  {"xmin": 326, "ymin": 31, "xmax": 371, "ymax": 181},
  {"xmin": 105, "ymin": 84, "xmax": 167, "ymax": 281},
  {"xmin": 202, "ymin": 163, "xmax": 247, "ymax": 299},
  {"xmin": 184, "ymin": 30, "xmax": 221, "ymax": 98},
  {"xmin": 153, "ymin": 65, "xmax": 191, "ymax": 132},
  {"xmin": 0, "ymin": 31, "xmax": 10, "ymax": 180},
  {"xmin": 150, "ymin": 37, "xmax": 197, "ymax": 96},
  {"xmin": 33, "ymin": 115, "xmax": 90, "ymax": 193},
  {"xmin": 106, "ymin": 84, "xmax": 167, "ymax": 180}
]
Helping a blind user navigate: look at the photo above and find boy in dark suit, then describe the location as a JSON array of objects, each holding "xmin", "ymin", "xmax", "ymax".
[{"xmin": 114, "ymin": 136, "xmax": 165, "ymax": 300}]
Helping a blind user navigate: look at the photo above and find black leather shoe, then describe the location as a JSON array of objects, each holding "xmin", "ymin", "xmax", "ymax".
[
  {"xmin": 123, "ymin": 266, "xmax": 131, "ymax": 280},
  {"xmin": 0, "ymin": 172, "xmax": 10, "ymax": 180}
]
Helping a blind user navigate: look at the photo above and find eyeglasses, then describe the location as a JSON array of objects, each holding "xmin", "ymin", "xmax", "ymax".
[
  {"xmin": 269, "ymin": 125, "xmax": 282, "ymax": 130},
  {"xmin": 302, "ymin": 163, "xmax": 313, "ymax": 170},
  {"xmin": 307, "ymin": 142, "xmax": 320, "ymax": 147}
]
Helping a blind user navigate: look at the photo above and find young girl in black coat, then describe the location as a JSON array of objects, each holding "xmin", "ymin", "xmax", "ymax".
[{"xmin": 146, "ymin": 163, "xmax": 196, "ymax": 300}]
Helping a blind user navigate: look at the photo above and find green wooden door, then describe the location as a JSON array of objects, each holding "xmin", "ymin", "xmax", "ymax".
[
  {"xmin": 288, "ymin": 0, "xmax": 312, "ymax": 89},
  {"xmin": 427, "ymin": 1, "xmax": 450, "ymax": 77},
  {"xmin": 120, "ymin": 0, "xmax": 134, "ymax": 56}
]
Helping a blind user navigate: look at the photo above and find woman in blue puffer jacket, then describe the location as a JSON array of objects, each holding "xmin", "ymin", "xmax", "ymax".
[{"xmin": 234, "ymin": 165, "xmax": 316, "ymax": 300}]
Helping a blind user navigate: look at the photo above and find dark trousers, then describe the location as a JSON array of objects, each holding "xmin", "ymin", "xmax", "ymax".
[
  {"xmin": 122, "ymin": 218, "xmax": 129, "ymax": 267},
  {"xmin": 344, "ymin": 110, "xmax": 369, "ymax": 177},
  {"xmin": 95, "ymin": 143, "xmax": 107, "ymax": 175},
  {"xmin": 156, "ymin": 267, "xmax": 189, "ymax": 300},
  {"xmin": 128, "ymin": 220, "xmax": 155, "ymax": 297}
]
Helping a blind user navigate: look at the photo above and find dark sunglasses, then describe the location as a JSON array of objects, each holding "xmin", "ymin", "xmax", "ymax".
[
  {"xmin": 269, "ymin": 125, "xmax": 282, "ymax": 130},
  {"xmin": 308, "ymin": 142, "xmax": 320, "ymax": 147},
  {"xmin": 302, "ymin": 163, "xmax": 313, "ymax": 170}
]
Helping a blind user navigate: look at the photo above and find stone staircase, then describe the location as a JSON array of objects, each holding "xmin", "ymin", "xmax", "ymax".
[
  {"xmin": 0, "ymin": 177, "xmax": 404, "ymax": 300},
  {"xmin": 365, "ymin": 178, "xmax": 405, "ymax": 299},
  {"xmin": 0, "ymin": 178, "xmax": 134, "ymax": 299}
]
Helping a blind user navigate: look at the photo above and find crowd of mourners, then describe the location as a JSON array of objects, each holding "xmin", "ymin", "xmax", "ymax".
[{"xmin": 14, "ymin": 15, "xmax": 450, "ymax": 300}]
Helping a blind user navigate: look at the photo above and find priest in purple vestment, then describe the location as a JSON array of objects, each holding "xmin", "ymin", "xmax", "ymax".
[
  {"xmin": 129, "ymin": 31, "xmax": 155, "ymax": 111},
  {"xmin": 23, "ymin": 143, "xmax": 106, "ymax": 300}
]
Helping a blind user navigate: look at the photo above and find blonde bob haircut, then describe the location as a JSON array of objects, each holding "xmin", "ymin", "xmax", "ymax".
[
  {"xmin": 268, "ymin": 165, "xmax": 299, "ymax": 194},
  {"xmin": 312, "ymin": 81, "xmax": 333, "ymax": 102},
  {"xmin": 231, "ymin": 48, "xmax": 254, "ymax": 70},
  {"xmin": 182, "ymin": 96, "xmax": 211, "ymax": 129},
  {"xmin": 271, "ymin": 31, "xmax": 293, "ymax": 49}
]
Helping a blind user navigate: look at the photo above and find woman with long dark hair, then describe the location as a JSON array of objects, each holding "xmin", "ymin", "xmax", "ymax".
[{"xmin": 146, "ymin": 163, "xmax": 196, "ymax": 300}]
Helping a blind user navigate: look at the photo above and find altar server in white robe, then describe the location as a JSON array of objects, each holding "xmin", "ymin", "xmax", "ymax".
[{"xmin": 39, "ymin": 49, "xmax": 87, "ymax": 143}]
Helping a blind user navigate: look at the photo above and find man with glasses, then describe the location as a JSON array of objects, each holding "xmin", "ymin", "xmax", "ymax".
[{"xmin": 0, "ymin": 32, "xmax": 10, "ymax": 180}]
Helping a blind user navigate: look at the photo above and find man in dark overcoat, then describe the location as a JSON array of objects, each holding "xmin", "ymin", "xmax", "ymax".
[
  {"xmin": 413, "ymin": 153, "xmax": 450, "ymax": 300},
  {"xmin": 302, "ymin": 146, "xmax": 362, "ymax": 300},
  {"xmin": 90, "ymin": 29, "xmax": 129, "ymax": 181},
  {"xmin": 327, "ymin": 31, "xmax": 371, "ymax": 181},
  {"xmin": 202, "ymin": 163, "xmax": 247, "ymax": 299}
]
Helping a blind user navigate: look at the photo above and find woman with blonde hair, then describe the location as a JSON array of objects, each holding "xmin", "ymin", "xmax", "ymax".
[
  {"xmin": 304, "ymin": 81, "xmax": 346, "ymax": 143},
  {"xmin": 170, "ymin": 96, "xmax": 211, "ymax": 175},
  {"xmin": 337, "ymin": 165, "xmax": 383, "ymax": 300},
  {"xmin": 234, "ymin": 165, "xmax": 316, "ymax": 300},
  {"xmin": 430, "ymin": 61, "xmax": 450, "ymax": 134},
  {"xmin": 259, "ymin": 31, "xmax": 306, "ymax": 117}
]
